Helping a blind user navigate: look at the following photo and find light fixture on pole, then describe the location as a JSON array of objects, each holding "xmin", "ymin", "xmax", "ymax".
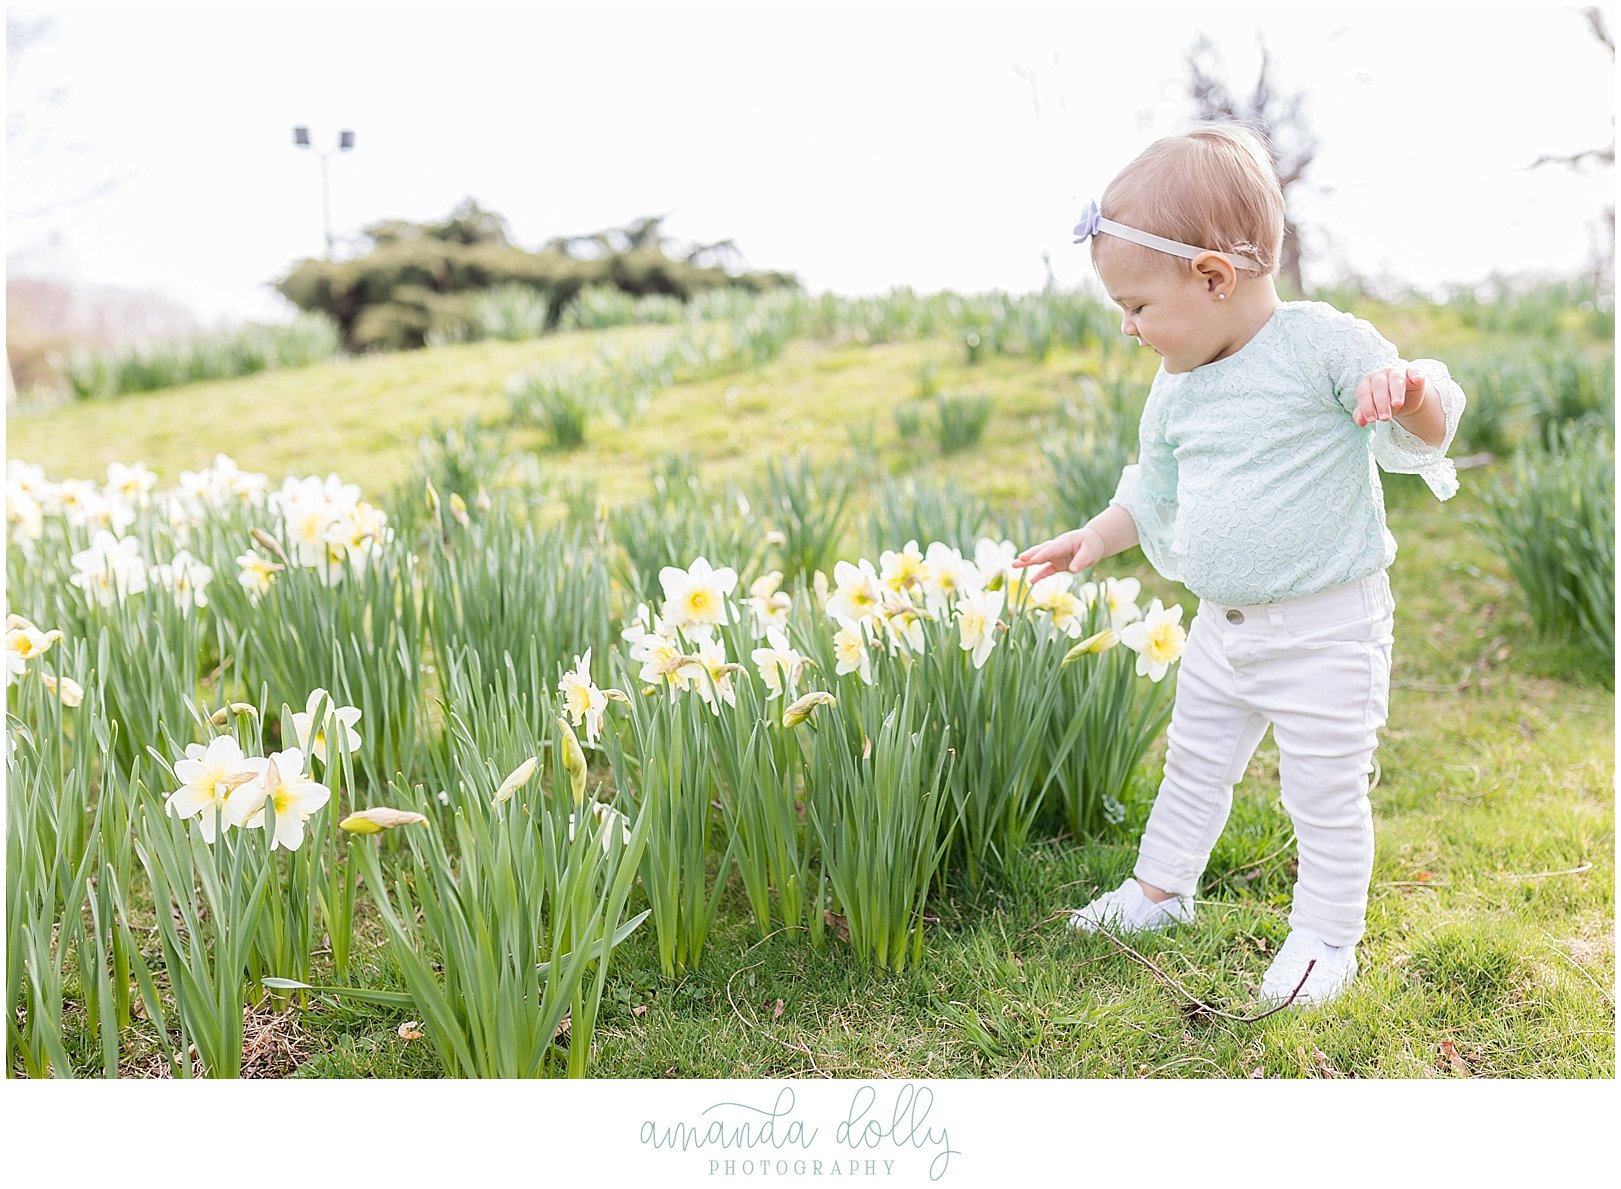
[{"xmin": 292, "ymin": 125, "xmax": 356, "ymax": 262}]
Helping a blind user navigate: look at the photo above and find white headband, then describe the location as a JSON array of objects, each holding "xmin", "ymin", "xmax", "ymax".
[{"xmin": 1072, "ymin": 199, "xmax": 1261, "ymax": 273}]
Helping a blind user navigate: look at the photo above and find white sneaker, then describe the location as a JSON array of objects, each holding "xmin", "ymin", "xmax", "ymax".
[
  {"xmin": 1067, "ymin": 877, "xmax": 1195, "ymax": 934},
  {"xmin": 1259, "ymin": 930, "xmax": 1359, "ymax": 1006}
]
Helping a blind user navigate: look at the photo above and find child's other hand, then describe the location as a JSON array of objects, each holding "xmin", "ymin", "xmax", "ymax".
[
  {"xmin": 1353, "ymin": 366, "xmax": 1427, "ymax": 428},
  {"xmin": 1012, "ymin": 527, "xmax": 1104, "ymax": 585}
]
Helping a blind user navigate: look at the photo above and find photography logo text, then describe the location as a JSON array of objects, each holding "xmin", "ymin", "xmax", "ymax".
[{"xmin": 640, "ymin": 1083, "xmax": 961, "ymax": 1181}]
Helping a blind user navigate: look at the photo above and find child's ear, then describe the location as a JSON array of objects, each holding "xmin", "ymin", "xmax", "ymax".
[{"xmin": 1191, "ymin": 251, "xmax": 1236, "ymax": 296}]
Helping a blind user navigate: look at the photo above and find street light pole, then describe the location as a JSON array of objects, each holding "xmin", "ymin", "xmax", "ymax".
[{"xmin": 293, "ymin": 126, "xmax": 356, "ymax": 262}]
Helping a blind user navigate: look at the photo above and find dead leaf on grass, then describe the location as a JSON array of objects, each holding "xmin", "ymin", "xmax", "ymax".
[
  {"xmin": 1313, "ymin": 1047, "xmax": 1346, "ymax": 1078},
  {"xmin": 1438, "ymin": 1039, "xmax": 1471, "ymax": 1077}
]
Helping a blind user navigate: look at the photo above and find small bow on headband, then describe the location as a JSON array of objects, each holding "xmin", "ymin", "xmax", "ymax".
[{"xmin": 1071, "ymin": 199, "xmax": 1102, "ymax": 245}]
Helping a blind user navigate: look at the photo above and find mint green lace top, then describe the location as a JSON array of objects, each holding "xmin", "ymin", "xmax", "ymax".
[{"xmin": 1109, "ymin": 300, "xmax": 1467, "ymax": 605}]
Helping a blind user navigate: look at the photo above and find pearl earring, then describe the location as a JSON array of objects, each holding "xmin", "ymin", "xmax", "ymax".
[{"xmin": 1218, "ymin": 294, "xmax": 1227, "ymax": 300}]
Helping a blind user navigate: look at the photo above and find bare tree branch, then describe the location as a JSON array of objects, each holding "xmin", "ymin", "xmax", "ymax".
[
  {"xmin": 7, "ymin": 172, "xmax": 140, "ymax": 221},
  {"xmin": 1183, "ymin": 32, "xmax": 1317, "ymax": 295},
  {"xmin": 1583, "ymin": 6, "xmax": 1613, "ymax": 58}
]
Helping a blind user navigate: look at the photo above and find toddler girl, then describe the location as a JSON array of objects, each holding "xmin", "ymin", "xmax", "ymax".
[{"xmin": 1013, "ymin": 124, "xmax": 1466, "ymax": 1006}]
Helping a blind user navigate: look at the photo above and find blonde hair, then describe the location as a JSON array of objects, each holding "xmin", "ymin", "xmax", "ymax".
[{"xmin": 1092, "ymin": 122, "xmax": 1285, "ymax": 280}]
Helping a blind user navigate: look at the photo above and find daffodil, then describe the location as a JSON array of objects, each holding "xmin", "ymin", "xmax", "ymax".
[
  {"xmin": 235, "ymin": 548, "xmax": 282, "ymax": 601},
  {"xmin": 811, "ymin": 569, "xmax": 830, "ymax": 610},
  {"xmin": 1030, "ymin": 572, "xmax": 1086, "ymax": 636},
  {"xmin": 878, "ymin": 539, "xmax": 927, "ymax": 595},
  {"xmin": 558, "ymin": 648, "xmax": 628, "ymax": 745},
  {"xmin": 973, "ymin": 537, "xmax": 1018, "ymax": 588},
  {"xmin": 290, "ymin": 687, "xmax": 364, "ymax": 763},
  {"xmin": 279, "ymin": 486, "xmax": 342, "ymax": 570},
  {"xmin": 69, "ymin": 531, "xmax": 147, "ymax": 606},
  {"xmin": 150, "ymin": 549, "xmax": 213, "ymax": 613},
  {"xmin": 1094, "ymin": 576, "xmax": 1143, "ymax": 631},
  {"xmin": 876, "ymin": 589, "xmax": 929, "ymax": 657},
  {"xmin": 921, "ymin": 541, "xmax": 984, "ymax": 617},
  {"xmin": 743, "ymin": 571, "xmax": 793, "ymax": 636},
  {"xmin": 8, "ymin": 483, "xmax": 43, "ymax": 547},
  {"xmin": 228, "ymin": 747, "xmax": 331, "ymax": 851},
  {"xmin": 832, "ymin": 614, "xmax": 875, "ymax": 686},
  {"xmin": 5, "ymin": 616, "xmax": 62, "ymax": 686},
  {"xmin": 676, "ymin": 636, "xmax": 743, "ymax": 715},
  {"xmin": 955, "ymin": 587, "xmax": 1004, "ymax": 670},
  {"xmin": 1118, "ymin": 598, "xmax": 1187, "ymax": 682},
  {"xmin": 630, "ymin": 630, "xmax": 695, "ymax": 701},
  {"xmin": 105, "ymin": 461, "xmax": 158, "ymax": 507},
  {"xmin": 166, "ymin": 735, "xmax": 267, "ymax": 843},
  {"xmin": 825, "ymin": 559, "xmax": 885, "ymax": 624},
  {"xmin": 750, "ymin": 625, "xmax": 807, "ymax": 700},
  {"xmin": 620, "ymin": 601, "xmax": 658, "ymax": 647},
  {"xmin": 658, "ymin": 556, "xmax": 738, "ymax": 639},
  {"xmin": 568, "ymin": 799, "xmax": 631, "ymax": 852}
]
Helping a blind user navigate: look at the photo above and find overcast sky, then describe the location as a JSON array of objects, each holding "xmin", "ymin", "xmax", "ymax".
[{"xmin": 5, "ymin": 3, "xmax": 1614, "ymax": 330}]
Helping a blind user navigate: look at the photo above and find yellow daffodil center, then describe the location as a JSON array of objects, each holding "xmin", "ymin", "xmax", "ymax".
[{"xmin": 1145, "ymin": 622, "xmax": 1186, "ymax": 662}]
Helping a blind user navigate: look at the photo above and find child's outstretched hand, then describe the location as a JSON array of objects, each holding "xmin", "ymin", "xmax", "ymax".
[
  {"xmin": 1012, "ymin": 527, "xmax": 1105, "ymax": 585},
  {"xmin": 1353, "ymin": 366, "xmax": 1428, "ymax": 428}
]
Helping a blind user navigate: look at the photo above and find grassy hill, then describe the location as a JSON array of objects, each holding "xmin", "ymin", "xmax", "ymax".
[{"xmin": 7, "ymin": 300, "xmax": 1613, "ymax": 1078}]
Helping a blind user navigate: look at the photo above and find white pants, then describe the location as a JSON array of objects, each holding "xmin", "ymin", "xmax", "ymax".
[{"xmin": 1133, "ymin": 570, "xmax": 1396, "ymax": 947}]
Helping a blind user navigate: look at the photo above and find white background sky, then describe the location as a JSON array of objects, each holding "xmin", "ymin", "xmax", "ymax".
[{"xmin": 4, "ymin": 2, "xmax": 1615, "ymax": 331}]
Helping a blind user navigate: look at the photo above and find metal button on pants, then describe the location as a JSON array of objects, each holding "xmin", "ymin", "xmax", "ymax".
[{"xmin": 1225, "ymin": 609, "xmax": 1244, "ymax": 624}]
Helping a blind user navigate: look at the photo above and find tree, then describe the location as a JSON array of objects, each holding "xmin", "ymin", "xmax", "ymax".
[
  {"xmin": 274, "ymin": 200, "xmax": 798, "ymax": 352},
  {"xmin": 1183, "ymin": 31, "xmax": 1317, "ymax": 296}
]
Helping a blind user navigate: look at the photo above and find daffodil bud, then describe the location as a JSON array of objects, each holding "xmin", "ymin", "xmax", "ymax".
[
  {"xmin": 250, "ymin": 528, "xmax": 291, "ymax": 565},
  {"xmin": 448, "ymin": 492, "xmax": 470, "ymax": 528},
  {"xmin": 493, "ymin": 755, "xmax": 538, "ymax": 804},
  {"xmin": 341, "ymin": 806, "xmax": 430, "ymax": 834},
  {"xmin": 40, "ymin": 673, "xmax": 84, "ymax": 707},
  {"xmin": 424, "ymin": 478, "xmax": 441, "ymax": 515},
  {"xmin": 782, "ymin": 690, "xmax": 836, "ymax": 728},
  {"xmin": 557, "ymin": 717, "xmax": 588, "ymax": 805},
  {"xmin": 1062, "ymin": 629, "xmax": 1119, "ymax": 665},
  {"xmin": 474, "ymin": 484, "xmax": 493, "ymax": 514},
  {"xmin": 209, "ymin": 702, "xmax": 260, "ymax": 725}
]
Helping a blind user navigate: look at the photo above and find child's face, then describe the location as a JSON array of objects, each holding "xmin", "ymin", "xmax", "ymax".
[{"xmin": 1094, "ymin": 250, "xmax": 1225, "ymax": 374}]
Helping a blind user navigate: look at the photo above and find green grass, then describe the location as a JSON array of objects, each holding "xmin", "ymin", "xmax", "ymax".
[{"xmin": 8, "ymin": 304, "xmax": 1613, "ymax": 1079}]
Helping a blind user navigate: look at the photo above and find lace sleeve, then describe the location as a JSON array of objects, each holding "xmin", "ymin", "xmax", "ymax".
[
  {"xmin": 1367, "ymin": 359, "xmax": 1466, "ymax": 500},
  {"xmin": 1109, "ymin": 402, "xmax": 1182, "ymax": 582},
  {"xmin": 1322, "ymin": 308, "xmax": 1468, "ymax": 502}
]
